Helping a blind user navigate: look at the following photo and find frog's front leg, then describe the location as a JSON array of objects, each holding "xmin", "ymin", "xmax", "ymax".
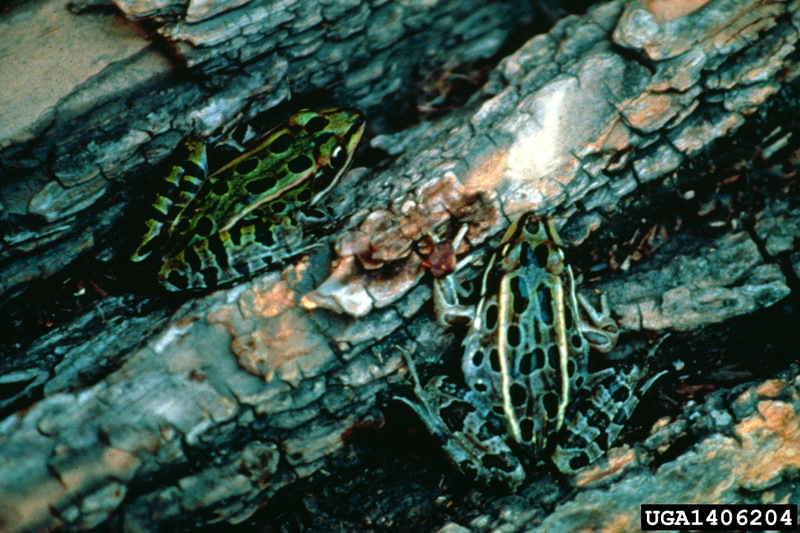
[
  {"xmin": 431, "ymin": 225, "xmax": 483, "ymax": 326},
  {"xmin": 576, "ymin": 293, "xmax": 619, "ymax": 354},
  {"xmin": 396, "ymin": 347, "xmax": 527, "ymax": 491}
]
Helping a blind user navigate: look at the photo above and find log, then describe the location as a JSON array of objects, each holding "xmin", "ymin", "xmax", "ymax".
[{"xmin": 1, "ymin": 0, "xmax": 798, "ymax": 531}]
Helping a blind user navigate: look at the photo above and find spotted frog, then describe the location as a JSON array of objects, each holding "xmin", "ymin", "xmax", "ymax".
[
  {"xmin": 131, "ymin": 108, "xmax": 365, "ymax": 291},
  {"xmin": 399, "ymin": 213, "xmax": 663, "ymax": 490}
]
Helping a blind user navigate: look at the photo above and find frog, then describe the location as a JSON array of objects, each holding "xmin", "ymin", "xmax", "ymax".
[
  {"xmin": 398, "ymin": 213, "xmax": 664, "ymax": 490},
  {"xmin": 131, "ymin": 107, "xmax": 366, "ymax": 291}
]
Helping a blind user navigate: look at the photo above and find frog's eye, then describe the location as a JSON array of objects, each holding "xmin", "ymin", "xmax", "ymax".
[{"xmin": 330, "ymin": 144, "xmax": 347, "ymax": 169}]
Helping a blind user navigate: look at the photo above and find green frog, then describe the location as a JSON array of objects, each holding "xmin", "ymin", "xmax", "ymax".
[
  {"xmin": 399, "ymin": 214, "xmax": 663, "ymax": 490},
  {"xmin": 131, "ymin": 108, "xmax": 365, "ymax": 291}
]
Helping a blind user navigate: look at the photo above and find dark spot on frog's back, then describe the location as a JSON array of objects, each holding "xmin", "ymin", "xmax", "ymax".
[
  {"xmin": 509, "ymin": 383, "xmax": 527, "ymax": 407},
  {"xmin": 489, "ymin": 348, "xmax": 501, "ymax": 372},
  {"xmin": 536, "ymin": 284, "xmax": 554, "ymax": 324},
  {"xmin": 235, "ymin": 158, "xmax": 259, "ymax": 175},
  {"xmin": 519, "ymin": 418, "xmax": 534, "ymax": 442},
  {"xmin": 564, "ymin": 305, "xmax": 574, "ymax": 330},
  {"xmin": 245, "ymin": 176, "xmax": 277, "ymax": 195},
  {"xmin": 534, "ymin": 243, "xmax": 550, "ymax": 268},
  {"xmin": 533, "ymin": 347, "xmax": 545, "ymax": 370},
  {"xmin": 518, "ymin": 352, "xmax": 533, "ymax": 374},
  {"xmin": 560, "ymin": 429, "xmax": 590, "ymax": 450},
  {"xmin": 304, "ymin": 115, "xmax": 330, "ymax": 134},
  {"xmin": 212, "ymin": 178, "xmax": 230, "ymax": 196},
  {"xmin": 484, "ymin": 302, "xmax": 498, "ymax": 330},
  {"xmin": 288, "ymin": 155, "xmax": 313, "ymax": 173},
  {"xmin": 194, "ymin": 216, "xmax": 214, "ymax": 237},
  {"xmin": 461, "ymin": 462, "xmax": 480, "ymax": 480},
  {"xmin": 507, "ymin": 324, "xmax": 521, "ymax": 347},
  {"xmin": 546, "ymin": 345, "xmax": 559, "ymax": 371},
  {"xmin": 571, "ymin": 334, "xmax": 583, "ymax": 348},
  {"xmin": 519, "ymin": 241, "xmax": 533, "ymax": 267},
  {"xmin": 543, "ymin": 391, "xmax": 559, "ymax": 420},
  {"xmin": 228, "ymin": 226, "xmax": 243, "ymax": 247},
  {"xmin": 510, "ymin": 276, "xmax": 530, "ymax": 313},
  {"xmin": 269, "ymin": 133, "xmax": 293, "ymax": 154}
]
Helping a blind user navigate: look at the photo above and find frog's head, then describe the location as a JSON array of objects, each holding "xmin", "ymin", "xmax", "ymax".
[{"xmin": 290, "ymin": 108, "xmax": 366, "ymax": 205}]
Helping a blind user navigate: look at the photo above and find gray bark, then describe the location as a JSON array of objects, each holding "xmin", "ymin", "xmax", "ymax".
[{"xmin": 1, "ymin": 0, "xmax": 798, "ymax": 531}]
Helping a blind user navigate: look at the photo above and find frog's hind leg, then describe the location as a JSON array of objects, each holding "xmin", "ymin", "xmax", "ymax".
[
  {"xmin": 551, "ymin": 365, "xmax": 664, "ymax": 475},
  {"xmin": 158, "ymin": 212, "xmax": 309, "ymax": 291},
  {"xmin": 132, "ymin": 139, "xmax": 209, "ymax": 262},
  {"xmin": 395, "ymin": 347, "xmax": 527, "ymax": 491}
]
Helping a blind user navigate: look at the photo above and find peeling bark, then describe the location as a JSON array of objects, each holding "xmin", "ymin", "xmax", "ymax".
[{"xmin": 1, "ymin": 0, "xmax": 799, "ymax": 531}]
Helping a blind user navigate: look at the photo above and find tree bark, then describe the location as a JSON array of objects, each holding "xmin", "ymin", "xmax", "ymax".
[{"xmin": 1, "ymin": 0, "xmax": 798, "ymax": 531}]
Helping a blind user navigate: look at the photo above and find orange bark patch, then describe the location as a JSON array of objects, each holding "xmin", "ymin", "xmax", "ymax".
[
  {"xmin": 755, "ymin": 379, "xmax": 786, "ymax": 398},
  {"xmin": 103, "ymin": 447, "xmax": 141, "ymax": 475},
  {"xmin": 228, "ymin": 308, "xmax": 334, "ymax": 384},
  {"xmin": 463, "ymin": 147, "xmax": 509, "ymax": 191},
  {"xmin": 622, "ymin": 93, "xmax": 677, "ymax": 131},
  {"xmin": 601, "ymin": 118, "xmax": 635, "ymax": 151},
  {"xmin": 221, "ymin": 278, "xmax": 337, "ymax": 382},
  {"xmin": 734, "ymin": 400, "xmax": 800, "ymax": 490},
  {"xmin": 646, "ymin": 0, "xmax": 713, "ymax": 22},
  {"xmin": 252, "ymin": 280, "xmax": 296, "ymax": 318},
  {"xmin": 575, "ymin": 447, "xmax": 637, "ymax": 486}
]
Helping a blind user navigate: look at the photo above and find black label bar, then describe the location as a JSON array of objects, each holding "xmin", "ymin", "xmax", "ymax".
[{"xmin": 641, "ymin": 504, "xmax": 798, "ymax": 531}]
